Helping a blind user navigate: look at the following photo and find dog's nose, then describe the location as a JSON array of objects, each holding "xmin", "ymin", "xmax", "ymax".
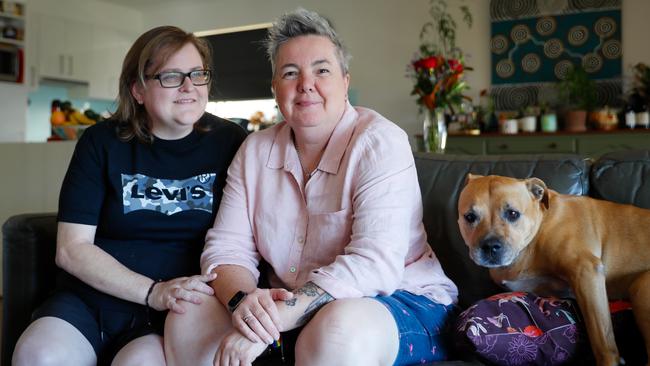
[{"xmin": 480, "ymin": 238, "xmax": 503, "ymax": 257}]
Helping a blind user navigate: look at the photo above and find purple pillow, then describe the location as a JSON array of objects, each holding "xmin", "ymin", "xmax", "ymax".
[{"xmin": 454, "ymin": 292, "xmax": 588, "ymax": 365}]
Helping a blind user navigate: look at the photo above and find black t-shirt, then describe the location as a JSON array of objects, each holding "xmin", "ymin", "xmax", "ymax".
[{"xmin": 58, "ymin": 113, "xmax": 247, "ymax": 282}]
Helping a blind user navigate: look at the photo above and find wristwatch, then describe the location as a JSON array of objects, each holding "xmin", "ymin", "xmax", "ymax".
[{"xmin": 227, "ymin": 290, "xmax": 248, "ymax": 313}]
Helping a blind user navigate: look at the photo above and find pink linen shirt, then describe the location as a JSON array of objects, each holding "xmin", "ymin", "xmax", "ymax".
[{"xmin": 201, "ymin": 104, "xmax": 458, "ymax": 305}]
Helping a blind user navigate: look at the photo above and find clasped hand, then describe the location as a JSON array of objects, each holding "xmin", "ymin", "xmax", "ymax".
[
  {"xmin": 231, "ymin": 288, "xmax": 293, "ymax": 344},
  {"xmin": 147, "ymin": 272, "xmax": 217, "ymax": 313},
  {"xmin": 213, "ymin": 329, "xmax": 268, "ymax": 366}
]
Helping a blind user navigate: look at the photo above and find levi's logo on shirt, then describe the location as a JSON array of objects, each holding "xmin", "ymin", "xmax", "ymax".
[{"xmin": 121, "ymin": 173, "xmax": 215, "ymax": 215}]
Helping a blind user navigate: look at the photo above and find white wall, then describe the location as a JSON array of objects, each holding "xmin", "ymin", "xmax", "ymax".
[
  {"xmin": 140, "ymin": 0, "xmax": 649, "ymax": 141},
  {"xmin": 621, "ymin": 0, "xmax": 650, "ymax": 89},
  {"xmin": 0, "ymin": 84, "xmax": 28, "ymax": 142},
  {"xmin": 0, "ymin": 141, "xmax": 77, "ymax": 294}
]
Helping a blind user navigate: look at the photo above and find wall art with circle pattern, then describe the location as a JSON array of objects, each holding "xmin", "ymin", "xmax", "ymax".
[{"xmin": 490, "ymin": 0, "xmax": 622, "ymax": 111}]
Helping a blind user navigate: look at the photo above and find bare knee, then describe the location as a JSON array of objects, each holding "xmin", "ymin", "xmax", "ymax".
[
  {"xmin": 112, "ymin": 335, "xmax": 164, "ymax": 366},
  {"xmin": 296, "ymin": 304, "xmax": 355, "ymax": 351},
  {"xmin": 13, "ymin": 342, "xmax": 65, "ymax": 366},
  {"xmin": 295, "ymin": 299, "xmax": 397, "ymax": 365},
  {"xmin": 295, "ymin": 310, "xmax": 355, "ymax": 364},
  {"xmin": 164, "ymin": 294, "xmax": 231, "ymax": 365},
  {"xmin": 13, "ymin": 317, "xmax": 96, "ymax": 366}
]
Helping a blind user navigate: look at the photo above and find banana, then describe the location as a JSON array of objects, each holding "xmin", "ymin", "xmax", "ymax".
[{"xmin": 70, "ymin": 111, "xmax": 96, "ymax": 125}]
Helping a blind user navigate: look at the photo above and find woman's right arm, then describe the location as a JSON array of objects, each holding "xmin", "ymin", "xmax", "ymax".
[
  {"xmin": 56, "ymin": 221, "xmax": 157, "ymax": 305},
  {"xmin": 57, "ymin": 126, "xmax": 215, "ymax": 313},
  {"xmin": 56, "ymin": 221, "xmax": 216, "ymax": 313}
]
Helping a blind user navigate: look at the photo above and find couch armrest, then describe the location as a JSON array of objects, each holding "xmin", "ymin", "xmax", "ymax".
[{"xmin": 2, "ymin": 213, "xmax": 59, "ymax": 366}]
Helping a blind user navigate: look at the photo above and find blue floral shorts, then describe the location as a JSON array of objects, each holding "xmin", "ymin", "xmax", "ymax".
[{"xmin": 374, "ymin": 290, "xmax": 457, "ymax": 365}]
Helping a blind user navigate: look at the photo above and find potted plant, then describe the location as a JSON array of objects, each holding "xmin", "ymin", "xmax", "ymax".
[
  {"xmin": 540, "ymin": 103, "xmax": 558, "ymax": 133},
  {"xmin": 557, "ymin": 65, "xmax": 597, "ymax": 132},
  {"xmin": 518, "ymin": 105, "xmax": 539, "ymax": 133},
  {"xmin": 409, "ymin": 0, "xmax": 473, "ymax": 152},
  {"xmin": 632, "ymin": 62, "xmax": 650, "ymax": 106}
]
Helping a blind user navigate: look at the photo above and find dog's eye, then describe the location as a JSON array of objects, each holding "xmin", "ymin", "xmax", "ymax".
[
  {"xmin": 505, "ymin": 209, "xmax": 520, "ymax": 222},
  {"xmin": 464, "ymin": 212, "xmax": 478, "ymax": 224}
]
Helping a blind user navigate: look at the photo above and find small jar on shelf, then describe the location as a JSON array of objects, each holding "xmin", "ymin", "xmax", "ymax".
[
  {"xmin": 637, "ymin": 104, "xmax": 650, "ymax": 129},
  {"xmin": 624, "ymin": 102, "xmax": 636, "ymax": 129}
]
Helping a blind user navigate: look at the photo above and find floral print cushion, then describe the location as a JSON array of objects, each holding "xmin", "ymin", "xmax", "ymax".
[{"xmin": 454, "ymin": 292, "xmax": 589, "ymax": 365}]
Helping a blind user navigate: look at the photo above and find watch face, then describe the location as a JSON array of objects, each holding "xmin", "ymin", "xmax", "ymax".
[{"xmin": 228, "ymin": 290, "xmax": 247, "ymax": 312}]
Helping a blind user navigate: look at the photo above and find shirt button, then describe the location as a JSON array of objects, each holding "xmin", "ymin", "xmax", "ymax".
[
  {"xmin": 289, "ymin": 266, "xmax": 297, "ymax": 273},
  {"xmin": 297, "ymin": 236, "xmax": 305, "ymax": 244}
]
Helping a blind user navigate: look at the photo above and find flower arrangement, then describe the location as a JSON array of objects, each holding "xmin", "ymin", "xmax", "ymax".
[
  {"xmin": 409, "ymin": 0, "xmax": 473, "ymax": 115},
  {"xmin": 410, "ymin": 54, "xmax": 469, "ymax": 114}
]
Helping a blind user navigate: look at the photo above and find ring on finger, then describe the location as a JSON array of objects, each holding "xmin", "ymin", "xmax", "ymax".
[{"xmin": 242, "ymin": 314, "xmax": 254, "ymax": 323}]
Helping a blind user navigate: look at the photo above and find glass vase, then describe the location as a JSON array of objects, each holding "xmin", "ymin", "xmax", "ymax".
[{"xmin": 422, "ymin": 108, "xmax": 447, "ymax": 153}]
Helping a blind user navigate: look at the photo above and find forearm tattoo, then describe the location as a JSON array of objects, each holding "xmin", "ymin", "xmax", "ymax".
[{"xmin": 284, "ymin": 281, "xmax": 334, "ymax": 326}]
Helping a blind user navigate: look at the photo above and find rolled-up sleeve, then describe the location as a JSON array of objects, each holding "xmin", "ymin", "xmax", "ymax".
[
  {"xmin": 201, "ymin": 144, "xmax": 261, "ymax": 279},
  {"xmin": 308, "ymin": 125, "xmax": 418, "ymax": 299}
]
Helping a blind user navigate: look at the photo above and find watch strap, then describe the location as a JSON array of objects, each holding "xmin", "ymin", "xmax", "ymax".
[{"xmin": 227, "ymin": 290, "xmax": 248, "ymax": 313}]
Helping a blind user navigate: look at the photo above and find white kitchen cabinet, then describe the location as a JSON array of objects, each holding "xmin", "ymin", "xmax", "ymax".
[
  {"xmin": 88, "ymin": 26, "xmax": 132, "ymax": 100},
  {"xmin": 37, "ymin": 14, "xmax": 91, "ymax": 82}
]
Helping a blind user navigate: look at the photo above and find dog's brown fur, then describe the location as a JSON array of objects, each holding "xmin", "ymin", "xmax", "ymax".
[{"xmin": 457, "ymin": 174, "xmax": 650, "ymax": 366}]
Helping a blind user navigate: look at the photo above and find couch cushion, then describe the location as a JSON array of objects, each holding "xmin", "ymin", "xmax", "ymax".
[
  {"xmin": 590, "ymin": 149, "xmax": 650, "ymax": 209},
  {"xmin": 414, "ymin": 153, "xmax": 590, "ymax": 308}
]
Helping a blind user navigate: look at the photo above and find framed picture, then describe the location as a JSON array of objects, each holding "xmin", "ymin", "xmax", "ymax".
[{"xmin": 490, "ymin": 0, "xmax": 622, "ymax": 111}]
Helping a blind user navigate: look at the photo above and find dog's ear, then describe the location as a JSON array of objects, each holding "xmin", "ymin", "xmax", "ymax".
[
  {"xmin": 465, "ymin": 173, "xmax": 483, "ymax": 185},
  {"xmin": 526, "ymin": 177, "xmax": 549, "ymax": 209}
]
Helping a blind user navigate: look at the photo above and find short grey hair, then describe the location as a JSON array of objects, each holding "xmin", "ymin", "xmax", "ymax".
[{"xmin": 266, "ymin": 8, "xmax": 351, "ymax": 77}]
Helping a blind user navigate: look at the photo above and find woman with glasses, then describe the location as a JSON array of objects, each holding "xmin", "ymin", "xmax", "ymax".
[
  {"xmin": 12, "ymin": 26, "xmax": 246, "ymax": 366},
  {"xmin": 165, "ymin": 8, "xmax": 459, "ymax": 366}
]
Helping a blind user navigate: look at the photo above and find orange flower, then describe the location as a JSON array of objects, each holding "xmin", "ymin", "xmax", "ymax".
[{"xmin": 523, "ymin": 325, "xmax": 543, "ymax": 337}]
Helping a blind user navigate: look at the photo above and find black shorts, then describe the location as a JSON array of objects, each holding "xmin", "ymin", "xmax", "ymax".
[{"xmin": 33, "ymin": 274, "xmax": 166, "ymax": 365}]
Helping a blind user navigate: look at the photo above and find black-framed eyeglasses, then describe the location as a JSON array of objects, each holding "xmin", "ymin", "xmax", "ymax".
[{"xmin": 148, "ymin": 70, "xmax": 212, "ymax": 88}]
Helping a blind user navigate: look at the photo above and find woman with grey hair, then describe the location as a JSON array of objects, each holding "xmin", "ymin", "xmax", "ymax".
[{"xmin": 166, "ymin": 8, "xmax": 458, "ymax": 366}]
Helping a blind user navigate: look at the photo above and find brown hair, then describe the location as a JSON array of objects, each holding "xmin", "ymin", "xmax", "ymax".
[{"xmin": 112, "ymin": 25, "xmax": 213, "ymax": 143}]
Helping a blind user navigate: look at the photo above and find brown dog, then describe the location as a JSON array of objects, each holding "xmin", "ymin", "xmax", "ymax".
[{"xmin": 457, "ymin": 174, "xmax": 650, "ymax": 366}]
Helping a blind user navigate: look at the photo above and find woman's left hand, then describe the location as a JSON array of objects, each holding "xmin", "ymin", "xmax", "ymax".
[
  {"xmin": 231, "ymin": 287, "xmax": 293, "ymax": 344},
  {"xmin": 213, "ymin": 329, "xmax": 268, "ymax": 366}
]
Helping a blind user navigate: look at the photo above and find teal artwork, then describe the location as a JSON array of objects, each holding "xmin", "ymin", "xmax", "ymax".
[{"xmin": 490, "ymin": 0, "xmax": 622, "ymax": 111}]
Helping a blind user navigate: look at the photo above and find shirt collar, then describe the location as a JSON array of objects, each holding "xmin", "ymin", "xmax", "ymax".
[{"xmin": 266, "ymin": 103, "xmax": 358, "ymax": 176}]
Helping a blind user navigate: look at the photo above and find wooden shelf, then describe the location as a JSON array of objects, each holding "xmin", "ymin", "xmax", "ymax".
[
  {"xmin": 0, "ymin": 12, "xmax": 25, "ymax": 21},
  {"xmin": 0, "ymin": 36, "xmax": 23, "ymax": 46},
  {"xmin": 444, "ymin": 130, "xmax": 650, "ymax": 157},
  {"xmin": 449, "ymin": 129, "xmax": 650, "ymax": 138}
]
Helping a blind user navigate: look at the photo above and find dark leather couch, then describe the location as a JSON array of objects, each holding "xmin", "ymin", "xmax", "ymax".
[{"xmin": 3, "ymin": 149, "xmax": 649, "ymax": 365}]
